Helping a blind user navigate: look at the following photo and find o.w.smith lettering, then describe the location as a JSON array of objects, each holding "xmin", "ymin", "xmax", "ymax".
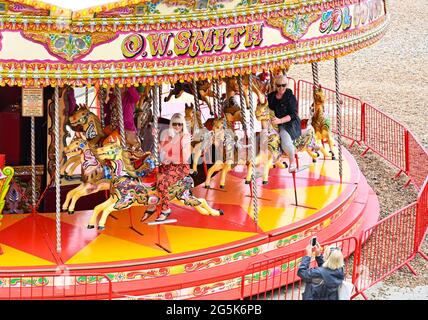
[{"xmin": 121, "ymin": 23, "xmax": 263, "ymax": 59}]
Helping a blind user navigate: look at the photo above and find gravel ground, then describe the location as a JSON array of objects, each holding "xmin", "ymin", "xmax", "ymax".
[{"xmin": 288, "ymin": 0, "xmax": 428, "ymax": 299}]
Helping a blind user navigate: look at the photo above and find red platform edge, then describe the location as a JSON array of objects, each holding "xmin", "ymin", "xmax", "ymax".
[{"xmin": 0, "ymin": 149, "xmax": 380, "ymax": 300}]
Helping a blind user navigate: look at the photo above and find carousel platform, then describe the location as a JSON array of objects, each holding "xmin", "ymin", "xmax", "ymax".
[{"xmin": 0, "ymin": 146, "xmax": 379, "ymax": 299}]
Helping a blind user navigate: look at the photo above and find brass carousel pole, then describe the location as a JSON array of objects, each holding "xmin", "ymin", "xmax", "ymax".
[
  {"xmin": 158, "ymin": 83, "xmax": 162, "ymax": 116},
  {"xmin": 152, "ymin": 83, "xmax": 160, "ymax": 165},
  {"xmin": 192, "ymin": 79, "xmax": 203, "ymax": 129},
  {"xmin": 213, "ymin": 79, "xmax": 221, "ymax": 118},
  {"xmin": 30, "ymin": 114, "xmax": 36, "ymax": 214},
  {"xmin": 115, "ymin": 86, "xmax": 126, "ymax": 149},
  {"xmin": 85, "ymin": 86, "xmax": 89, "ymax": 105},
  {"xmin": 312, "ymin": 62, "xmax": 319, "ymax": 88},
  {"xmin": 54, "ymin": 86, "xmax": 61, "ymax": 253},
  {"xmin": 248, "ymin": 74, "xmax": 259, "ymax": 225},
  {"xmin": 237, "ymin": 75, "xmax": 247, "ymax": 131},
  {"xmin": 238, "ymin": 75, "xmax": 249, "ymax": 188},
  {"xmin": 99, "ymin": 86, "xmax": 106, "ymax": 129},
  {"xmin": 335, "ymin": 58, "xmax": 343, "ymax": 183}
]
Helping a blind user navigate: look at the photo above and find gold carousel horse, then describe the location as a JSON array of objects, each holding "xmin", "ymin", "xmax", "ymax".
[
  {"xmin": 164, "ymin": 80, "xmax": 215, "ymax": 115},
  {"xmin": 68, "ymin": 104, "xmax": 106, "ymax": 146},
  {"xmin": 311, "ymin": 88, "xmax": 336, "ymax": 160},
  {"xmin": 204, "ymin": 117, "xmax": 249, "ymax": 189},
  {"xmin": 185, "ymin": 103, "xmax": 214, "ymax": 175},
  {"xmin": 62, "ymin": 136, "xmax": 111, "ymax": 215},
  {"xmin": 61, "ymin": 104, "xmax": 108, "ymax": 178},
  {"xmin": 184, "ymin": 103, "xmax": 203, "ymax": 134},
  {"xmin": 224, "ymin": 75, "xmax": 265, "ymax": 110},
  {"xmin": 134, "ymin": 94, "xmax": 153, "ymax": 141},
  {"xmin": 62, "ymin": 132, "xmax": 153, "ymax": 215},
  {"xmin": 88, "ymin": 139, "xmax": 223, "ymax": 230},
  {"xmin": 245, "ymin": 99, "xmax": 319, "ymax": 184}
]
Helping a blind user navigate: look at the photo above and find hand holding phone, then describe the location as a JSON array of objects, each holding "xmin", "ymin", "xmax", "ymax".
[{"xmin": 310, "ymin": 236, "xmax": 317, "ymax": 247}]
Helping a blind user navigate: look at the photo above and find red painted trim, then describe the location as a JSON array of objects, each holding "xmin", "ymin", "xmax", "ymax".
[
  {"xmin": 0, "ymin": 175, "xmax": 379, "ymax": 300},
  {"xmin": 0, "ymin": 148, "xmax": 361, "ymax": 274}
]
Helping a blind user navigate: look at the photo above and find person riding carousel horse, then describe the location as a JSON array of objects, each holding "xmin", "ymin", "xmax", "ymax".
[
  {"xmin": 141, "ymin": 113, "xmax": 192, "ymax": 222},
  {"xmin": 88, "ymin": 125, "xmax": 223, "ymax": 230},
  {"xmin": 267, "ymin": 74, "xmax": 301, "ymax": 172}
]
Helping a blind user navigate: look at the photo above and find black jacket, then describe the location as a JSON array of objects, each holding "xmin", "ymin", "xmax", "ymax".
[
  {"xmin": 267, "ymin": 89, "xmax": 301, "ymax": 140},
  {"xmin": 297, "ymin": 255, "xmax": 344, "ymax": 300}
]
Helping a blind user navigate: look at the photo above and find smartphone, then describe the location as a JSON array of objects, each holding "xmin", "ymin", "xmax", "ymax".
[{"xmin": 310, "ymin": 236, "xmax": 317, "ymax": 247}]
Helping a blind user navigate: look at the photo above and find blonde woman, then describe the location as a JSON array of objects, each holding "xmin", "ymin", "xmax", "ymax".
[
  {"xmin": 141, "ymin": 113, "xmax": 191, "ymax": 222},
  {"xmin": 297, "ymin": 242, "xmax": 345, "ymax": 300}
]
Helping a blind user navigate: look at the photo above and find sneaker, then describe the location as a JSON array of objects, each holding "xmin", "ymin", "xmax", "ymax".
[{"xmin": 288, "ymin": 162, "xmax": 297, "ymax": 173}]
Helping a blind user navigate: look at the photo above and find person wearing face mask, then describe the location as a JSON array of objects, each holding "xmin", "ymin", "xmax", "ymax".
[
  {"xmin": 267, "ymin": 75, "xmax": 301, "ymax": 172},
  {"xmin": 141, "ymin": 113, "xmax": 191, "ymax": 222}
]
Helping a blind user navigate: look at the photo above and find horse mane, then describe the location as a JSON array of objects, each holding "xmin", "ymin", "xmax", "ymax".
[
  {"xmin": 103, "ymin": 131, "xmax": 139, "ymax": 178},
  {"xmin": 311, "ymin": 89, "xmax": 328, "ymax": 132}
]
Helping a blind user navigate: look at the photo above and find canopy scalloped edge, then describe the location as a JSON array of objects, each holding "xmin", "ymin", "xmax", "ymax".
[
  {"xmin": 0, "ymin": 15, "xmax": 389, "ymax": 87},
  {"xmin": 0, "ymin": 0, "xmax": 371, "ymax": 33}
]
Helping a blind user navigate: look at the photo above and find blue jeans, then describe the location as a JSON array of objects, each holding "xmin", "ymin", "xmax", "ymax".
[{"xmin": 279, "ymin": 127, "xmax": 295, "ymax": 162}]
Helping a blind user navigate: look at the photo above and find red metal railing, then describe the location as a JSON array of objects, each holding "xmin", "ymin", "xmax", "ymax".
[
  {"xmin": 288, "ymin": 77, "xmax": 297, "ymax": 96},
  {"xmin": 240, "ymin": 237, "xmax": 358, "ymax": 300},
  {"xmin": 0, "ymin": 273, "xmax": 112, "ymax": 300},
  {"xmin": 406, "ymin": 131, "xmax": 428, "ymax": 189},
  {"xmin": 361, "ymin": 103, "xmax": 407, "ymax": 176},
  {"xmin": 352, "ymin": 203, "xmax": 418, "ymax": 298},
  {"xmin": 415, "ymin": 179, "xmax": 428, "ymax": 258},
  {"xmin": 297, "ymin": 79, "xmax": 363, "ymax": 144}
]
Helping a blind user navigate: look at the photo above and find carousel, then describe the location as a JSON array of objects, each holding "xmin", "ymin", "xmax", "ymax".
[{"xmin": 0, "ymin": 0, "xmax": 389, "ymax": 299}]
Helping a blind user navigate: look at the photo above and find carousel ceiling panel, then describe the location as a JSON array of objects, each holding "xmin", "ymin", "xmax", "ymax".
[
  {"xmin": 1, "ymin": 0, "xmax": 70, "ymax": 15},
  {"xmin": 0, "ymin": 31, "xmax": 59, "ymax": 60},
  {"xmin": 0, "ymin": 0, "xmax": 390, "ymax": 86}
]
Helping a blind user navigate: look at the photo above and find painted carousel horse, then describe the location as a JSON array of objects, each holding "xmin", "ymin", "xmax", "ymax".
[
  {"xmin": 311, "ymin": 88, "xmax": 336, "ymax": 160},
  {"xmin": 204, "ymin": 118, "xmax": 249, "ymax": 189},
  {"xmin": 223, "ymin": 95, "xmax": 242, "ymax": 126},
  {"xmin": 245, "ymin": 99, "xmax": 286, "ymax": 185},
  {"xmin": 190, "ymin": 117, "xmax": 223, "ymax": 177},
  {"xmin": 134, "ymin": 95, "xmax": 153, "ymax": 141},
  {"xmin": 62, "ymin": 136, "xmax": 111, "ymax": 215},
  {"xmin": 224, "ymin": 74, "xmax": 266, "ymax": 110},
  {"xmin": 68, "ymin": 104, "xmax": 106, "ymax": 146},
  {"xmin": 184, "ymin": 103, "xmax": 203, "ymax": 134},
  {"xmin": 88, "ymin": 140, "xmax": 223, "ymax": 230},
  {"xmin": 60, "ymin": 105, "xmax": 107, "ymax": 178},
  {"xmin": 69, "ymin": 103, "xmax": 145, "ymax": 158},
  {"xmin": 0, "ymin": 166, "xmax": 14, "ymax": 215},
  {"xmin": 245, "ymin": 99, "xmax": 319, "ymax": 184},
  {"xmin": 164, "ymin": 80, "xmax": 215, "ymax": 115},
  {"xmin": 184, "ymin": 103, "xmax": 214, "ymax": 175},
  {"xmin": 62, "ymin": 134, "xmax": 155, "ymax": 215},
  {"xmin": 60, "ymin": 133, "xmax": 84, "ymax": 179}
]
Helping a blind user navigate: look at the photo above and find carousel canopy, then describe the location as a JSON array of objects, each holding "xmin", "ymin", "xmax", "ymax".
[
  {"xmin": 0, "ymin": 0, "xmax": 390, "ymax": 87},
  {"xmin": 43, "ymin": 1, "xmax": 116, "ymax": 11}
]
